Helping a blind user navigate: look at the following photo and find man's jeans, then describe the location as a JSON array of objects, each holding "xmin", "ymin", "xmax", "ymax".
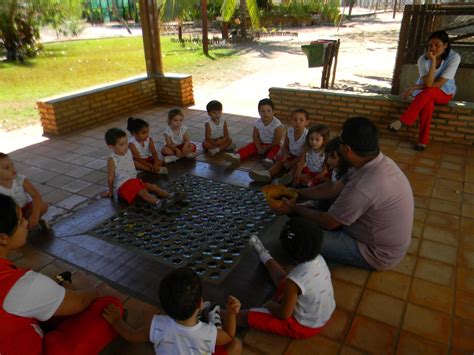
[{"xmin": 321, "ymin": 228, "xmax": 374, "ymax": 270}]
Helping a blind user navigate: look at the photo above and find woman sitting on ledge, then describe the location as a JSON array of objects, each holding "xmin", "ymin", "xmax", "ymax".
[{"xmin": 388, "ymin": 30, "xmax": 461, "ymax": 151}]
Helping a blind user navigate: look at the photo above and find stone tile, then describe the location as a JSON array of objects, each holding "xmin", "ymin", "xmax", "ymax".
[
  {"xmin": 455, "ymin": 289, "xmax": 474, "ymax": 321},
  {"xmin": 452, "ymin": 318, "xmax": 474, "ymax": 352},
  {"xmin": 459, "ymin": 248, "xmax": 474, "ymax": 270},
  {"xmin": 437, "ymin": 168, "xmax": 464, "ymax": 182},
  {"xmin": 56, "ymin": 152, "xmax": 82, "ymax": 162},
  {"xmin": 412, "ymin": 183, "xmax": 433, "ymax": 198},
  {"xmin": 96, "ymin": 282, "xmax": 130, "ymax": 303},
  {"xmin": 72, "ymin": 270, "xmax": 103, "ymax": 289},
  {"xmin": 70, "ymin": 155, "xmax": 97, "ymax": 166},
  {"xmin": 48, "ymin": 161, "xmax": 80, "ymax": 174},
  {"xmin": 413, "ymin": 207, "xmax": 427, "ymax": 223},
  {"xmin": 340, "ymin": 346, "xmax": 368, "ymax": 355},
  {"xmin": 39, "ymin": 259, "xmax": 78, "ymax": 279},
  {"xmin": 409, "ymin": 278, "xmax": 453, "ymax": 314},
  {"xmin": 465, "ymin": 182, "xmax": 474, "ymax": 194},
  {"xmin": 320, "ymin": 308, "xmax": 352, "ymax": 341},
  {"xmin": 243, "ymin": 328, "xmax": 291, "ymax": 355},
  {"xmin": 64, "ymin": 166, "xmax": 94, "ymax": 178},
  {"xmin": 35, "ymin": 183, "xmax": 55, "ymax": 196},
  {"xmin": 462, "ymin": 192, "xmax": 474, "ymax": 205},
  {"xmin": 392, "ymin": 254, "xmax": 417, "ymax": 276},
  {"xmin": 461, "ymin": 203, "xmax": 474, "ymax": 218},
  {"xmin": 42, "ymin": 205, "xmax": 67, "ymax": 223},
  {"xmin": 414, "ymin": 258, "xmax": 455, "ymax": 286},
  {"xmin": 440, "ymin": 160, "xmax": 463, "ymax": 172},
  {"xmin": 357, "ymin": 289, "xmax": 405, "ymax": 327},
  {"xmin": 346, "ymin": 315, "xmax": 397, "ymax": 354},
  {"xmin": 435, "ymin": 178, "xmax": 463, "ymax": 190},
  {"xmin": 428, "ymin": 198, "xmax": 461, "ymax": 215},
  {"xmin": 43, "ymin": 189, "xmax": 73, "ymax": 205},
  {"xmin": 396, "ymin": 331, "xmax": 448, "ymax": 355},
  {"xmin": 46, "ymin": 174, "xmax": 77, "ymax": 188},
  {"xmin": 366, "ymin": 271, "xmax": 411, "ymax": 300},
  {"xmin": 14, "ymin": 248, "xmax": 54, "ymax": 271},
  {"xmin": 85, "ymin": 158, "xmax": 108, "ymax": 169},
  {"xmin": 402, "ymin": 303, "xmax": 451, "ymax": 344},
  {"xmin": 78, "ymin": 183, "xmax": 106, "ymax": 198},
  {"xmin": 407, "ymin": 237, "xmax": 421, "ymax": 255},
  {"xmin": 56, "ymin": 194, "xmax": 89, "ymax": 210},
  {"xmin": 412, "ymin": 221, "xmax": 423, "ymax": 238},
  {"xmin": 285, "ymin": 335, "xmax": 340, "ymax": 355},
  {"xmin": 419, "ymin": 240, "xmax": 457, "ymax": 265},
  {"xmin": 414, "ymin": 196, "xmax": 430, "ymax": 209},
  {"xmin": 408, "ymin": 172, "xmax": 436, "ymax": 187},
  {"xmin": 457, "ymin": 267, "xmax": 474, "ymax": 293},
  {"xmin": 425, "ymin": 210, "xmax": 460, "ymax": 230},
  {"xmin": 27, "ymin": 169, "xmax": 59, "ymax": 184},
  {"xmin": 329, "ymin": 265, "xmax": 370, "ymax": 286},
  {"xmin": 123, "ymin": 297, "xmax": 160, "ymax": 329},
  {"xmin": 62, "ymin": 179, "xmax": 93, "ymax": 193},
  {"xmin": 332, "ymin": 279, "xmax": 363, "ymax": 312},
  {"xmin": 82, "ymin": 170, "xmax": 108, "ymax": 184}
]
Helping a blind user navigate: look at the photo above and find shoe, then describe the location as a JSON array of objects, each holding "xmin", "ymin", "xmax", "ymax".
[
  {"xmin": 154, "ymin": 199, "xmax": 168, "ymax": 211},
  {"xmin": 157, "ymin": 167, "xmax": 168, "ymax": 175},
  {"xmin": 200, "ymin": 301, "xmax": 212, "ymax": 322},
  {"xmin": 164, "ymin": 155, "xmax": 178, "ymax": 164},
  {"xmin": 387, "ymin": 120, "xmax": 402, "ymax": 133},
  {"xmin": 262, "ymin": 158, "xmax": 274, "ymax": 169},
  {"xmin": 169, "ymin": 191, "xmax": 186, "ymax": 204},
  {"xmin": 209, "ymin": 147, "xmax": 220, "ymax": 156},
  {"xmin": 414, "ymin": 144, "xmax": 426, "ymax": 151},
  {"xmin": 275, "ymin": 173, "xmax": 293, "ymax": 186},
  {"xmin": 185, "ymin": 152, "xmax": 198, "ymax": 159},
  {"xmin": 225, "ymin": 143, "xmax": 236, "ymax": 152},
  {"xmin": 223, "ymin": 152, "xmax": 240, "ymax": 164},
  {"xmin": 249, "ymin": 170, "xmax": 272, "ymax": 182},
  {"xmin": 208, "ymin": 304, "xmax": 222, "ymax": 329},
  {"xmin": 249, "ymin": 235, "xmax": 272, "ymax": 263},
  {"xmin": 39, "ymin": 219, "xmax": 50, "ymax": 232}
]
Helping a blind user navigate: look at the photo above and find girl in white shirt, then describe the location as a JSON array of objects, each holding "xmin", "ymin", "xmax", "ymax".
[
  {"xmin": 161, "ymin": 108, "xmax": 197, "ymax": 164},
  {"xmin": 127, "ymin": 117, "xmax": 167, "ymax": 174}
]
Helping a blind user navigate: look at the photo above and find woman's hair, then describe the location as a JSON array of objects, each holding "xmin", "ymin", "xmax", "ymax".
[
  {"xmin": 126, "ymin": 117, "xmax": 149, "ymax": 134},
  {"xmin": 428, "ymin": 30, "xmax": 451, "ymax": 60},
  {"xmin": 306, "ymin": 124, "xmax": 330, "ymax": 148},
  {"xmin": 168, "ymin": 108, "xmax": 183, "ymax": 124},
  {"xmin": 324, "ymin": 137, "xmax": 350, "ymax": 179},
  {"xmin": 280, "ymin": 216, "xmax": 323, "ymax": 263},
  {"xmin": 0, "ymin": 194, "xmax": 19, "ymax": 236},
  {"xmin": 159, "ymin": 267, "xmax": 202, "ymax": 321},
  {"xmin": 291, "ymin": 108, "xmax": 309, "ymax": 121}
]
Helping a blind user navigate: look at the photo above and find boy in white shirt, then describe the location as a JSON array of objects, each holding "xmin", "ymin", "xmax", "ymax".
[
  {"xmin": 102, "ymin": 267, "xmax": 242, "ymax": 355},
  {"xmin": 203, "ymin": 100, "xmax": 236, "ymax": 156}
]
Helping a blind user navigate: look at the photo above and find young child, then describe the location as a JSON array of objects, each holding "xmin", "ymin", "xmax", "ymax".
[
  {"xmin": 102, "ymin": 267, "xmax": 242, "ymax": 355},
  {"xmin": 127, "ymin": 117, "xmax": 167, "ymax": 174},
  {"xmin": 223, "ymin": 98, "xmax": 283, "ymax": 165},
  {"xmin": 238, "ymin": 217, "xmax": 335, "ymax": 339},
  {"xmin": 0, "ymin": 194, "xmax": 123, "ymax": 354},
  {"xmin": 0, "ymin": 153, "xmax": 48, "ymax": 231},
  {"xmin": 203, "ymin": 100, "xmax": 236, "ymax": 156},
  {"xmin": 161, "ymin": 108, "xmax": 197, "ymax": 164},
  {"xmin": 249, "ymin": 108, "xmax": 309, "ymax": 183},
  {"xmin": 293, "ymin": 124, "xmax": 330, "ymax": 187},
  {"xmin": 324, "ymin": 137, "xmax": 350, "ymax": 184},
  {"xmin": 104, "ymin": 128, "xmax": 177, "ymax": 209}
]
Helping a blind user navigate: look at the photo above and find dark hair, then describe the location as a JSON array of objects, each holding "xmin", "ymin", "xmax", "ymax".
[
  {"xmin": 105, "ymin": 128, "xmax": 127, "ymax": 146},
  {"xmin": 340, "ymin": 116, "xmax": 379, "ymax": 157},
  {"xmin": 306, "ymin": 124, "xmax": 330, "ymax": 147},
  {"xmin": 0, "ymin": 152, "xmax": 8, "ymax": 159},
  {"xmin": 0, "ymin": 194, "xmax": 20, "ymax": 236},
  {"xmin": 168, "ymin": 108, "xmax": 183, "ymax": 124},
  {"xmin": 159, "ymin": 267, "xmax": 202, "ymax": 321},
  {"xmin": 206, "ymin": 100, "xmax": 223, "ymax": 113},
  {"xmin": 127, "ymin": 117, "xmax": 149, "ymax": 134},
  {"xmin": 324, "ymin": 137, "xmax": 349, "ymax": 179},
  {"xmin": 280, "ymin": 217, "xmax": 322, "ymax": 263},
  {"xmin": 428, "ymin": 30, "xmax": 451, "ymax": 61},
  {"xmin": 258, "ymin": 98, "xmax": 275, "ymax": 111},
  {"xmin": 291, "ymin": 108, "xmax": 309, "ymax": 121}
]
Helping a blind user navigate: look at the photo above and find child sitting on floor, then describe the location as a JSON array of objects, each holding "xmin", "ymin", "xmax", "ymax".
[
  {"xmin": 0, "ymin": 153, "xmax": 49, "ymax": 231},
  {"xmin": 293, "ymin": 124, "xmax": 330, "ymax": 187},
  {"xmin": 102, "ymin": 267, "xmax": 242, "ymax": 355},
  {"xmin": 161, "ymin": 108, "xmax": 197, "ymax": 164},
  {"xmin": 203, "ymin": 100, "xmax": 235, "ymax": 156},
  {"xmin": 249, "ymin": 108, "xmax": 309, "ymax": 184},
  {"xmin": 223, "ymin": 98, "xmax": 283, "ymax": 165},
  {"xmin": 238, "ymin": 217, "xmax": 335, "ymax": 339},
  {"xmin": 103, "ymin": 128, "xmax": 179, "ymax": 209},
  {"xmin": 127, "ymin": 117, "xmax": 167, "ymax": 174}
]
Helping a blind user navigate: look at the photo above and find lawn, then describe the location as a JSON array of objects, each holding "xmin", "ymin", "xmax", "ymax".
[{"xmin": 0, "ymin": 36, "xmax": 241, "ymax": 130}]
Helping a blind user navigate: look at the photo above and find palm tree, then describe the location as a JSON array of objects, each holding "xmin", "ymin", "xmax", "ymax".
[
  {"xmin": 0, "ymin": 0, "xmax": 82, "ymax": 62},
  {"xmin": 221, "ymin": 0, "xmax": 260, "ymax": 38}
]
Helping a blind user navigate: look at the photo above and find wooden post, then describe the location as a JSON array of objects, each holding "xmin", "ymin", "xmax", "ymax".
[
  {"xmin": 331, "ymin": 40, "xmax": 340, "ymax": 88},
  {"xmin": 391, "ymin": 5, "xmax": 412, "ymax": 95},
  {"xmin": 139, "ymin": 0, "xmax": 164, "ymax": 76},
  {"xmin": 201, "ymin": 0, "xmax": 209, "ymax": 55},
  {"xmin": 393, "ymin": 0, "xmax": 397, "ymax": 19}
]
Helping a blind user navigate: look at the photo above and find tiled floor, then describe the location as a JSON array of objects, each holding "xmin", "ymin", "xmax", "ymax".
[{"xmin": 6, "ymin": 105, "xmax": 474, "ymax": 354}]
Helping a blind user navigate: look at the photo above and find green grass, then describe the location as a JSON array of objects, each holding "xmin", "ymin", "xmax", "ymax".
[{"xmin": 0, "ymin": 36, "xmax": 240, "ymax": 130}]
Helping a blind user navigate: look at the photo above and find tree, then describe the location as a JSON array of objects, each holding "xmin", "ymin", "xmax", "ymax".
[
  {"xmin": 0, "ymin": 0, "xmax": 82, "ymax": 62},
  {"xmin": 221, "ymin": 0, "xmax": 260, "ymax": 38}
]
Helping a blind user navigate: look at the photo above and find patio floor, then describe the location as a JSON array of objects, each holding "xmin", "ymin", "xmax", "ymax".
[{"xmin": 6, "ymin": 106, "xmax": 474, "ymax": 354}]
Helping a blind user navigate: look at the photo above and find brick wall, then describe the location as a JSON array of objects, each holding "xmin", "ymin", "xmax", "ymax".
[
  {"xmin": 37, "ymin": 74, "xmax": 194, "ymax": 136},
  {"xmin": 269, "ymin": 87, "xmax": 474, "ymax": 145}
]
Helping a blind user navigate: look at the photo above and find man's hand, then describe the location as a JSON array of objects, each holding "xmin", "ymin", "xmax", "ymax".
[
  {"xmin": 272, "ymin": 197, "xmax": 297, "ymax": 215},
  {"xmin": 102, "ymin": 304, "xmax": 122, "ymax": 325}
]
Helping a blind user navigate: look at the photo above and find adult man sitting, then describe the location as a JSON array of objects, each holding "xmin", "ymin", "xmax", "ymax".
[{"xmin": 275, "ymin": 116, "xmax": 414, "ymax": 271}]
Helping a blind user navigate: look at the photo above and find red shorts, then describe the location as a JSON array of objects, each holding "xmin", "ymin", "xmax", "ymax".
[
  {"xmin": 144, "ymin": 157, "xmax": 154, "ymax": 164},
  {"xmin": 117, "ymin": 178, "xmax": 147, "ymax": 204},
  {"xmin": 176, "ymin": 143, "xmax": 197, "ymax": 152},
  {"xmin": 21, "ymin": 201, "xmax": 33, "ymax": 216},
  {"xmin": 302, "ymin": 166, "xmax": 319, "ymax": 177},
  {"xmin": 213, "ymin": 345, "xmax": 228, "ymax": 355}
]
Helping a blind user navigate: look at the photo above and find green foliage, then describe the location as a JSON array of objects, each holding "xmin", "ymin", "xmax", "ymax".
[{"xmin": 261, "ymin": 0, "xmax": 339, "ymax": 24}]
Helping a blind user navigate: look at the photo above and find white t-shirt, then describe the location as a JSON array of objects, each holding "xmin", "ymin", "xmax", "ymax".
[
  {"xmin": 110, "ymin": 150, "xmax": 137, "ymax": 192},
  {"xmin": 287, "ymin": 255, "xmax": 335, "ymax": 328},
  {"xmin": 287, "ymin": 127, "xmax": 308, "ymax": 156},
  {"xmin": 206, "ymin": 118, "xmax": 226, "ymax": 140},
  {"xmin": 129, "ymin": 136, "xmax": 152, "ymax": 159},
  {"xmin": 254, "ymin": 117, "xmax": 282, "ymax": 144},
  {"xmin": 3, "ymin": 270, "xmax": 65, "ymax": 322},
  {"xmin": 164, "ymin": 126, "xmax": 188, "ymax": 146},
  {"xmin": 0, "ymin": 175, "xmax": 32, "ymax": 208},
  {"xmin": 306, "ymin": 149, "xmax": 325, "ymax": 173},
  {"xmin": 149, "ymin": 315, "xmax": 217, "ymax": 355}
]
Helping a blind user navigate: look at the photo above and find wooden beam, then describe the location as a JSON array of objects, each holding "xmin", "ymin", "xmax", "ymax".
[{"xmin": 139, "ymin": 0, "xmax": 163, "ymax": 76}]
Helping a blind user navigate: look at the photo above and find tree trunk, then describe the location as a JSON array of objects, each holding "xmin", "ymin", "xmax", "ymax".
[
  {"xmin": 178, "ymin": 19, "xmax": 183, "ymax": 41},
  {"xmin": 222, "ymin": 22, "xmax": 229, "ymax": 40},
  {"xmin": 240, "ymin": 0, "xmax": 247, "ymax": 38},
  {"xmin": 201, "ymin": 0, "xmax": 209, "ymax": 55}
]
